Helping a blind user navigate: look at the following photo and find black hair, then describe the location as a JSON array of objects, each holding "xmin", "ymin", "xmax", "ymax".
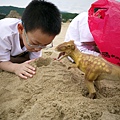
[{"xmin": 22, "ymin": 0, "xmax": 61, "ymax": 35}]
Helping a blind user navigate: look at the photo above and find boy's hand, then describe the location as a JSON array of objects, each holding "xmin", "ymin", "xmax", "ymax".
[{"xmin": 14, "ymin": 59, "xmax": 36, "ymax": 79}]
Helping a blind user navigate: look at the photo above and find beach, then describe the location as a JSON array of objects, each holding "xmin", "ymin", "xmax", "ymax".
[{"xmin": 0, "ymin": 23, "xmax": 120, "ymax": 120}]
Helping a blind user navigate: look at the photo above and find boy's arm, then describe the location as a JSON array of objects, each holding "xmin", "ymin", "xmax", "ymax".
[
  {"xmin": 0, "ymin": 61, "xmax": 19, "ymax": 73},
  {"xmin": 0, "ymin": 60, "xmax": 36, "ymax": 79}
]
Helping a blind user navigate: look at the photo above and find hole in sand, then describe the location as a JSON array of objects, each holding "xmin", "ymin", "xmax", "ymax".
[{"xmin": 35, "ymin": 57, "xmax": 52, "ymax": 67}]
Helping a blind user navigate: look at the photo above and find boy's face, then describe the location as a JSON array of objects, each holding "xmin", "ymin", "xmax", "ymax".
[{"xmin": 22, "ymin": 28, "xmax": 55, "ymax": 52}]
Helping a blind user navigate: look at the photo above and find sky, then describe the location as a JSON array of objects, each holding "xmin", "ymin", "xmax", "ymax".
[
  {"xmin": 0, "ymin": 0, "xmax": 97, "ymax": 13},
  {"xmin": 0, "ymin": 0, "xmax": 120, "ymax": 13}
]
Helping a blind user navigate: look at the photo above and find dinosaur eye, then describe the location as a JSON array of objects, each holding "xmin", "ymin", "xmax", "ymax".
[{"xmin": 67, "ymin": 45, "xmax": 71, "ymax": 48}]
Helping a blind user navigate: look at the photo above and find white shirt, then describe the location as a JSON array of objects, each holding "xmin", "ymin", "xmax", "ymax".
[
  {"xmin": 0, "ymin": 18, "xmax": 42, "ymax": 61},
  {"xmin": 64, "ymin": 12, "xmax": 100, "ymax": 56}
]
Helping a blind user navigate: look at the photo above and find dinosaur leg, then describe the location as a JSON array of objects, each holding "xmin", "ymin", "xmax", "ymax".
[
  {"xmin": 85, "ymin": 79, "xmax": 96, "ymax": 99},
  {"xmin": 84, "ymin": 68, "xmax": 99, "ymax": 99},
  {"xmin": 94, "ymin": 80, "xmax": 101, "ymax": 90}
]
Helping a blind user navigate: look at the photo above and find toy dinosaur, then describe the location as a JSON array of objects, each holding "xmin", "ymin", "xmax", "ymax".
[{"xmin": 55, "ymin": 40, "xmax": 120, "ymax": 99}]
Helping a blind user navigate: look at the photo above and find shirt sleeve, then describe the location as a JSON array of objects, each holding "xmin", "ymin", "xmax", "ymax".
[
  {"xmin": 0, "ymin": 37, "xmax": 11, "ymax": 61},
  {"xmin": 29, "ymin": 51, "xmax": 42, "ymax": 59}
]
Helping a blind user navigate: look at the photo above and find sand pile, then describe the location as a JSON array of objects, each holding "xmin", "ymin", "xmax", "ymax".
[{"xmin": 0, "ymin": 23, "xmax": 120, "ymax": 120}]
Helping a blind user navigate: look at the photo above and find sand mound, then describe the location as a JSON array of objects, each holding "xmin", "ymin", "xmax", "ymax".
[
  {"xmin": 0, "ymin": 23, "xmax": 120, "ymax": 120},
  {"xmin": 0, "ymin": 53, "xmax": 120, "ymax": 120}
]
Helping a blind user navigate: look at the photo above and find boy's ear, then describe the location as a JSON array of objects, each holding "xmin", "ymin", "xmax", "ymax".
[{"xmin": 17, "ymin": 23, "xmax": 24, "ymax": 34}]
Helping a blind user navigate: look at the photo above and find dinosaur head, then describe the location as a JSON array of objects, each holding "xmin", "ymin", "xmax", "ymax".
[{"xmin": 55, "ymin": 40, "xmax": 76, "ymax": 60}]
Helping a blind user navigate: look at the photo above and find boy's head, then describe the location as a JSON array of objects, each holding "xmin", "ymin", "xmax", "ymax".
[
  {"xmin": 19, "ymin": 0, "xmax": 61, "ymax": 51},
  {"xmin": 22, "ymin": 0, "xmax": 61, "ymax": 35}
]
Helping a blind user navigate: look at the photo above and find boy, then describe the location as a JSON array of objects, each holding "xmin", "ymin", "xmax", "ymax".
[{"xmin": 0, "ymin": 0, "xmax": 61, "ymax": 79}]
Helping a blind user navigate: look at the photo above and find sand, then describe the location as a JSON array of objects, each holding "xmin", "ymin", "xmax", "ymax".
[{"xmin": 0, "ymin": 23, "xmax": 120, "ymax": 120}]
